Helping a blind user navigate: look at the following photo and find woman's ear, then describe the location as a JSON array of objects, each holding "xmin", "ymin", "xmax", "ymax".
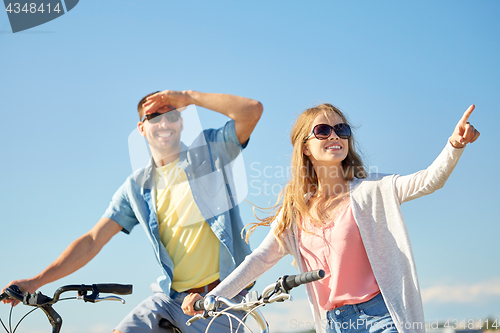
[{"xmin": 303, "ymin": 144, "xmax": 311, "ymax": 156}]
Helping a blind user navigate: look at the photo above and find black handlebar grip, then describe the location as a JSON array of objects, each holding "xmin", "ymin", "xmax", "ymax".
[
  {"xmin": 193, "ymin": 298, "xmax": 205, "ymax": 311},
  {"xmin": 283, "ymin": 270, "xmax": 325, "ymax": 291},
  {"xmin": 4, "ymin": 285, "xmax": 24, "ymax": 302},
  {"xmin": 94, "ymin": 284, "xmax": 133, "ymax": 295}
]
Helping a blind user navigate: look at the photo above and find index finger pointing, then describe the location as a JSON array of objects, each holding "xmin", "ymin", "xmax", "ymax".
[{"xmin": 460, "ymin": 105, "xmax": 475, "ymax": 124}]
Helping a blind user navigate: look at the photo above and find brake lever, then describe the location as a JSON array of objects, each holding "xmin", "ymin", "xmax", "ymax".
[
  {"xmin": 187, "ymin": 309, "xmax": 217, "ymax": 325},
  {"xmin": 186, "ymin": 314, "xmax": 204, "ymax": 326},
  {"xmin": 77, "ymin": 295, "xmax": 126, "ymax": 304},
  {"xmin": 268, "ymin": 293, "xmax": 291, "ymax": 303}
]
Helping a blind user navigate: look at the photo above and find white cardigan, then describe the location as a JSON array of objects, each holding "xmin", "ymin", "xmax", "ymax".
[{"xmin": 209, "ymin": 141, "xmax": 464, "ymax": 333}]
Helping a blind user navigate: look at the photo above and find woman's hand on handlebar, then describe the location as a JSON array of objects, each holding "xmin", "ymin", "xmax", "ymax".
[
  {"xmin": 181, "ymin": 293, "xmax": 204, "ymax": 316},
  {"xmin": 1, "ymin": 278, "xmax": 39, "ymax": 306}
]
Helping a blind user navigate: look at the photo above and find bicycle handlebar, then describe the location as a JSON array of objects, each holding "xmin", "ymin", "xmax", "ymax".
[
  {"xmin": 187, "ymin": 270, "xmax": 325, "ymax": 333},
  {"xmin": 282, "ymin": 269, "xmax": 325, "ymax": 292},
  {"xmin": 1, "ymin": 283, "xmax": 132, "ymax": 333},
  {"xmin": 53, "ymin": 284, "xmax": 132, "ymax": 301},
  {"xmin": 192, "ymin": 269, "xmax": 324, "ymax": 312},
  {"xmin": 92, "ymin": 283, "xmax": 133, "ymax": 295},
  {"xmin": 193, "ymin": 298, "xmax": 206, "ymax": 312},
  {"xmin": 1, "ymin": 285, "xmax": 23, "ymax": 302},
  {"xmin": 1, "ymin": 283, "xmax": 133, "ymax": 305}
]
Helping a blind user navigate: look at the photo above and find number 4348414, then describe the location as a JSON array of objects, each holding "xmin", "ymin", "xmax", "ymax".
[
  {"xmin": 444, "ymin": 319, "xmax": 498, "ymax": 329},
  {"xmin": 5, "ymin": 3, "xmax": 62, "ymax": 14}
]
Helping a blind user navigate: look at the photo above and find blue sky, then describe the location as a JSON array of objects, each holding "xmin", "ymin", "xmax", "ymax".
[{"xmin": 1, "ymin": 1, "xmax": 499, "ymax": 332}]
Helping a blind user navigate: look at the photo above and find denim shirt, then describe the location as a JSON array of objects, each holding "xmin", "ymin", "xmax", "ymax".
[{"xmin": 102, "ymin": 120, "xmax": 252, "ymax": 295}]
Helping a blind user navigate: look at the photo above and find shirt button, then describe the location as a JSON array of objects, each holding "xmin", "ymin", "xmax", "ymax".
[{"xmin": 335, "ymin": 310, "xmax": 340, "ymax": 315}]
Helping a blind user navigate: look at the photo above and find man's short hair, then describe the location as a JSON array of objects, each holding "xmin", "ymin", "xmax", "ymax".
[{"xmin": 137, "ymin": 91, "xmax": 160, "ymax": 120}]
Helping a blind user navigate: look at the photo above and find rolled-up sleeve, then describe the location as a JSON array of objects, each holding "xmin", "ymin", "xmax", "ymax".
[
  {"xmin": 215, "ymin": 119, "xmax": 249, "ymax": 149},
  {"xmin": 102, "ymin": 180, "xmax": 139, "ymax": 234}
]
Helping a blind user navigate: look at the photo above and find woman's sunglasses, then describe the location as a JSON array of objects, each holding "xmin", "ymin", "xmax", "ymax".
[
  {"xmin": 304, "ymin": 123, "xmax": 351, "ymax": 143},
  {"xmin": 141, "ymin": 110, "xmax": 181, "ymax": 124}
]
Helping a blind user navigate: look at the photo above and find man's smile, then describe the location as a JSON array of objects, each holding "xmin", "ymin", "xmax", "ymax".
[{"xmin": 155, "ymin": 130, "xmax": 175, "ymax": 139}]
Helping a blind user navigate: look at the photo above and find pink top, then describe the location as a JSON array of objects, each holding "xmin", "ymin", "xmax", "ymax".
[{"xmin": 299, "ymin": 200, "xmax": 380, "ymax": 310}]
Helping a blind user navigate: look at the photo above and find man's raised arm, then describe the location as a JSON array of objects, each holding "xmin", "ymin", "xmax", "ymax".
[{"xmin": 142, "ymin": 90, "xmax": 263, "ymax": 145}]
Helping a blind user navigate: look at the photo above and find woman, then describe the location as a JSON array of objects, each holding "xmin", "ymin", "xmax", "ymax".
[{"xmin": 182, "ymin": 103, "xmax": 480, "ymax": 333}]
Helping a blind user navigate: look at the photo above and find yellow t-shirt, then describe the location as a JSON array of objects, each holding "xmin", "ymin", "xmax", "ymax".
[{"xmin": 154, "ymin": 159, "xmax": 220, "ymax": 292}]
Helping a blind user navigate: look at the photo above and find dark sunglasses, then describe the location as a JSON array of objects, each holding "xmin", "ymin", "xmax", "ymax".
[
  {"xmin": 141, "ymin": 110, "xmax": 181, "ymax": 124},
  {"xmin": 304, "ymin": 123, "xmax": 351, "ymax": 142}
]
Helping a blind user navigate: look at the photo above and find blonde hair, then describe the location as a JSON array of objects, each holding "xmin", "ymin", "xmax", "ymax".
[{"xmin": 246, "ymin": 103, "xmax": 367, "ymax": 242}]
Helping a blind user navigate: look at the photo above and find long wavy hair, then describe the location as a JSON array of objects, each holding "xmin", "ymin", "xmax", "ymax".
[{"xmin": 246, "ymin": 103, "xmax": 367, "ymax": 242}]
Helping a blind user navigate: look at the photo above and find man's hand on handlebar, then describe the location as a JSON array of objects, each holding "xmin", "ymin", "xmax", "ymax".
[
  {"xmin": 1, "ymin": 279, "xmax": 39, "ymax": 306},
  {"xmin": 181, "ymin": 293, "xmax": 204, "ymax": 316}
]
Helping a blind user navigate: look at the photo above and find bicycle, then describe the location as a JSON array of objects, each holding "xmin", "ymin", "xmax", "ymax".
[
  {"xmin": 0, "ymin": 283, "xmax": 132, "ymax": 333},
  {"xmin": 186, "ymin": 269, "xmax": 325, "ymax": 333}
]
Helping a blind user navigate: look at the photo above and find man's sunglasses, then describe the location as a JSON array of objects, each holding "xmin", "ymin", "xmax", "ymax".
[
  {"xmin": 304, "ymin": 123, "xmax": 351, "ymax": 142},
  {"xmin": 141, "ymin": 110, "xmax": 181, "ymax": 124}
]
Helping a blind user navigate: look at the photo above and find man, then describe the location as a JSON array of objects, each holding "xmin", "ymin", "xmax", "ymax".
[{"xmin": 2, "ymin": 90, "xmax": 263, "ymax": 333}]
